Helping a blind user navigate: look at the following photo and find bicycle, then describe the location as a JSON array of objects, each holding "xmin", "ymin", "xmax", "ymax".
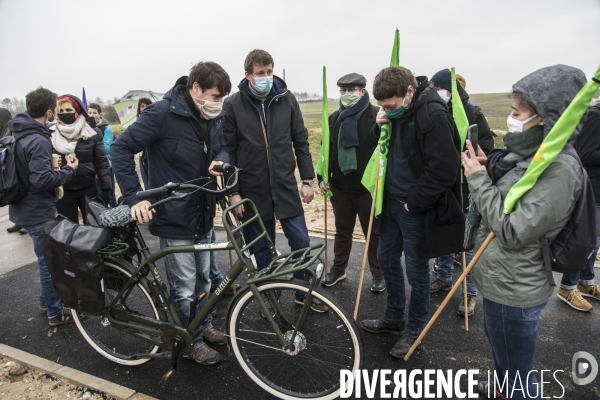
[{"xmin": 71, "ymin": 164, "xmax": 363, "ymax": 400}]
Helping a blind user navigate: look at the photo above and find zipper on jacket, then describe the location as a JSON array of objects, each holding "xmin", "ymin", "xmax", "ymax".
[{"xmin": 258, "ymin": 106, "xmax": 270, "ymax": 167}]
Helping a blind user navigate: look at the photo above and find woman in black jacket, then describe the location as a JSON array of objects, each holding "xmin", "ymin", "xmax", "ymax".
[{"xmin": 53, "ymin": 95, "xmax": 111, "ymax": 223}]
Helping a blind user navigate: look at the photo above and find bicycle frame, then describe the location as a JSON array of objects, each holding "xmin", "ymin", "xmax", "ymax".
[{"xmin": 101, "ymin": 198, "xmax": 326, "ymax": 355}]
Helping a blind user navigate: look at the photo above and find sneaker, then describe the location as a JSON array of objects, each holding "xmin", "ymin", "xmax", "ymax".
[
  {"xmin": 6, "ymin": 224, "xmax": 22, "ymax": 233},
  {"xmin": 48, "ymin": 308, "xmax": 74, "ymax": 326},
  {"xmin": 390, "ymin": 333, "xmax": 420, "ymax": 358},
  {"xmin": 371, "ymin": 279, "xmax": 386, "ymax": 293},
  {"xmin": 430, "ymin": 278, "xmax": 452, "ymax": 293},
  {"xmin": 360, "ymin": 318, "xmax": 405, "ymax": 335},
  {"xmin": 457, "ymin": 295, "xmax": 476, "ymax": 316},
  {"xmin": 294, "ymin": 296, "xmax": 329, "ymax": 313},
  {"xmin": 557, "ymin": 288, "xmax": 593, "ymax": 311},
  {"xmin": 203, "ymin": 327, "xmax": 227, "ymax": 346},
  {"xmin": 321, "ymin": 273, "xmax": 346, "ymax": 287},
  {"xmin": 39, "ymin": 303, "xmax": 47, "ymax": 312},
  {"xmin": 578, "ymin": 284, "xmax": 600, "ymax": 301},
  {"xmin": 184, "ymin": 343, "xmax": 222, "ymax": 365},
  {"xmin": 431, "ymin": 259, "xmax": 438, "ymax": 274}
]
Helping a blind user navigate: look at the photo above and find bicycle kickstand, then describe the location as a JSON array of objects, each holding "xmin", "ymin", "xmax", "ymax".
[{"xmin": 159, "ymin": 335, "xmax": 185, "ymax": 386}]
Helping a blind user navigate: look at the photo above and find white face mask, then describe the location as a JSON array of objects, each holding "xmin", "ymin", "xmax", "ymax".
[
  {"xmin": 192, "ymin": 97, "xmax": 223, "ymax": 120},
  {"xmin": 437, "ymin": 89, "xmax": 451, "ymax": 104},
  {"xmin": 507, "ymin": 114, "xmax": 538, "ymax": 133}
]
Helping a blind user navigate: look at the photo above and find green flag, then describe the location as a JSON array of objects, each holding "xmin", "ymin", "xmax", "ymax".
[
  {"xmin": 315, "ymin": 66, "xmax": 332, "ymax": 198},
  {"xmin": 361, "ymin": 29, "xmax": 400, "ymax": 216},
  {"xmin": 451, "ymin": 67, "xmax": 469, "ymax": 147},
  {"xmin": 503, "ymin": 64, "xmax": 600, "ymax": 214}
]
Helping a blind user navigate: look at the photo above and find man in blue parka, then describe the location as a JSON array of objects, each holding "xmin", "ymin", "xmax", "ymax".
[{"xmin": 112, "ymin": 61, "xmax": 231, "ymax": 366}]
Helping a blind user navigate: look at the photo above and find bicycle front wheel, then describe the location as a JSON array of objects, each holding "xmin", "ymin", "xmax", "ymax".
[
  {"xmin": 227, "ymin": 281, "xmax": 362, "ymax": 400},
  {"xmin": 72, "ymin": 260, "xmax": 162, "ymax": 366}
]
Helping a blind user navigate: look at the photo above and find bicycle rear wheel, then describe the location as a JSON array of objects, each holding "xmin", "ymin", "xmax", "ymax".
[
  {"xmin": 72, "ymin": 260, "xmax": 162, "ymax": 366},
  {"xmin": 227, "ymin": 281, "xmax": 362, "ymax": 400}
]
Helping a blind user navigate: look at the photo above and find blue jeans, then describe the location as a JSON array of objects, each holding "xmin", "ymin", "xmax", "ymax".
[
  {"xmin": 22, "ymin": 224, "xmax": 64, "ymax": 319},
  {"xmin": 483, "ymin": 298, "xmax": 548, "ymax": 399},
  {"xmin": 436, "ymin": 212, "xmax": 477, "ymax": 296},
  {"xmin": 206, "ymin": 229, "xmax": 224, "ymax": 287},
  {"xmin": 560, "ymin": 203, "xmax": 600, "ymax": 290},
  {"xmin": 96, "ymin": 167, "xmax": 117, "ymax": 207},
  {"xmin": 378, "ymin": 198, "xmax": 430, "ymax": 335},
  {"xmin": 159, "ymin": 236, "xmax": 212, "ymax": 348},
  {"xmin": 243, "ymin": 214, "xmax": 310, "ymax": 298}
]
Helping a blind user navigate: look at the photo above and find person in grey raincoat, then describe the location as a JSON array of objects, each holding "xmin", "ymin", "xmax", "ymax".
[{"xmin": 461, "ymin": 64, "xmax": 587, "ymax": 399}]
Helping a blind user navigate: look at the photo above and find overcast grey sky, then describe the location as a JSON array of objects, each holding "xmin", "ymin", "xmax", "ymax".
[{"xmin": 1, "ymin": 0, "xmax": 598, "ymax": 101}]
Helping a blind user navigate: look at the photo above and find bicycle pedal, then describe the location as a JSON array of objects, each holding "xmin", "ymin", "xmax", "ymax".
[{"xmin": 159, "ymin": 367, "xmax": 176, "ymax": 386}]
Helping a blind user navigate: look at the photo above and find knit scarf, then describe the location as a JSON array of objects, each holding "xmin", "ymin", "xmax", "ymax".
[
  {"xmin": 52, "ymin": 115, "xmax": 96, "ymax": 154},
  {"xmin": 338, "ymin": 91, "xmax": 370, "ymax": 149}
]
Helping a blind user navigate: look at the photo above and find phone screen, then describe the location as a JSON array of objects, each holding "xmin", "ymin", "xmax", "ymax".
[{"xmin": 467, "ymin": 124, "xmax": 478, "ymax": 158}]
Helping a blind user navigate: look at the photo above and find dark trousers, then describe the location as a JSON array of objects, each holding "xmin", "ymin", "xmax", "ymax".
[
  {"xmin": 96, "ymin": 167, "xmax": 117, "ymax": 207},
  {"xmin": 329, "ymin": 185, "xmax": 383, "ymax": 280},
  {"xmin": 56, "ymin": 186, "xmax": 97, "ymax": 224}
]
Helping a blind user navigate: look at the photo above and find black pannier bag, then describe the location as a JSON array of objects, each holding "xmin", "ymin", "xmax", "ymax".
[{"xmin": 43, "ymin": 216, "xmax": 112, "ymax": 315}]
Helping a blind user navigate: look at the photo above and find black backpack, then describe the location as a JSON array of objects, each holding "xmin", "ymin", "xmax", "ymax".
[
  {"xmin": 0, "ymin": 131, "xmax": 36, "ymax": 206},
  {"xmin": 541, "ymin": 150, "xmax": 597, "ymax": 286}
]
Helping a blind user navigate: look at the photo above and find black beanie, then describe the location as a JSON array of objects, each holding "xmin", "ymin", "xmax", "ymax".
[{"xmin": 430, "ymin": 69, "xmax": 452, "ymax": 92}]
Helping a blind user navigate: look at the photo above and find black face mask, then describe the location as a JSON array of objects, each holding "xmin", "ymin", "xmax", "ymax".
[{"xmin": 58, "ymin": 113, "xmax": 77, "ymax": 125}]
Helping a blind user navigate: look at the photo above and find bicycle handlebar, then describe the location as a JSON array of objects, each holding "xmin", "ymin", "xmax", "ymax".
[
  {"xmin": 211, "ymin": 162, "xmax": 236, "ymax": 174},
  {"xmin": 136, "ymin": 185, "xmax": 173, "ymax": 201}
]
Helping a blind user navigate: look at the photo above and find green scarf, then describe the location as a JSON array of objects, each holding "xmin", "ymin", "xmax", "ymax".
[
  {"xmin": 338, "ymin": 104, "xmax": 368, "ymax": 174},
  {"xmin": 503, "ymin": 125, "xmax": 545, "ymax": 158}
]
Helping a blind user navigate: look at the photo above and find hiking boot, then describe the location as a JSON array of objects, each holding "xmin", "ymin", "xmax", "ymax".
[
  {"xmin": 557, "ymin": 288, "xmax": 593, "ymax": 311},
  {"xmin": 390, "ymin": 333, "xmax": 420, "ymax": 358},
  {"xmin": 39, "ymin": 303, "xmax": 47, "ymax": 312},
  {"xmin": 48, "ymin": 308, "xmax": 74, "ymax": 326},
  {"xmin": 430, "ymin": 278, "xmax": 452, "ymax": 293},
  {"xmin": 184, "ymin": 343, "xmax": 222, "ymax": 365},
  {"xmin": 203, "ymin": 327, "xmax": 227, "ymax": 346},
  {"xmin": 371, "ymin": 279, "xmax": 386, "ymax": 292},
  {"xmin": 457, "ymin": 295, "xmax": 476, "ymax": 316},
  {"xmin": 321, "ymin": 273, "xmax": 346, "ymax": 287},
  {"xmin": 6, "ymin": 224, "xmax": 22, "ymax": 233},
  {"xmin": 578, "ymin": 284, "xmax": 600, "ymax": 302},
  {"xmin": 360, "ymin": 318, "xmax": 405, "ymax": 335},
  {"xmin": 294, "ymin": 296, "xmax": 329, "ymax": 313}
]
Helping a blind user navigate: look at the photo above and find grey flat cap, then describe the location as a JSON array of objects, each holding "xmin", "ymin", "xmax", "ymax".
[{"xmin": 337, "ymin": 73, "xmax": 367, "ymax": 87}]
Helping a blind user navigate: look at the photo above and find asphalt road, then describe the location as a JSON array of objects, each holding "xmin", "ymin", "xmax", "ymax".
[{"xmin": 1, "ymin": 224, "xmax": 599, "ymax": 399}]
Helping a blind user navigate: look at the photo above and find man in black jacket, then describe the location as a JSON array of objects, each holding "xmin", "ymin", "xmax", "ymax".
[
  {"xmin": 316, "ymin": 73, "xmax": 384, "ymax": 292},
  {"xmin": 224, "ymin": 49, "xmax": 327, "ymax": 312},
  {"xmin": 360, "ymin": 67, "xmax": 462, "ymax": 358},
  {"xmin": 112, "ymin": 62, "xmax": 231, "ymax": 365},
  {"xmin": 8, "ymin": 87, "xmax": 79, "ymax": 326},
  {"xmin": 428, "ymin": 69, "xmax": 495, "ymax": 317}
]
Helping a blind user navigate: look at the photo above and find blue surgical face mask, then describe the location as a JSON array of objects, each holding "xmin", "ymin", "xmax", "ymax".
[{"xmin": 253, "ymin": 76, "xmax": 273, "ymax": 94}]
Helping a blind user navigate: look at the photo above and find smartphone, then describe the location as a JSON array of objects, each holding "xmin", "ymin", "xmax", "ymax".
[{"xmin": 467, "ymin": 124, "xmax": 478, "ymax": 158}]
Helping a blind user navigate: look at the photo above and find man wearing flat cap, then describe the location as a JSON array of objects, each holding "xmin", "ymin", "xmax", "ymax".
[{"xmin": 317, "ymin": 73, "xmax": 385, "ymax": 292}]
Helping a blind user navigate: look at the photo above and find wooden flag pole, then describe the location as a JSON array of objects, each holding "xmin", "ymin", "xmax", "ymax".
[
  {"xmin": 404, "ymin": 232, "xmax": 495, "ymax": 360},
  {"xmin": 353, "ymin": 173, "xmax": 379, "ymax": 320},
  {"xmin": 462, "ymin": 252, "xmax": 469, "ymax": 331}
]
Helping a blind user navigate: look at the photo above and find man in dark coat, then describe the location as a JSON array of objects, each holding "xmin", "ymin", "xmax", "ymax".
[
  {"xmin": 112, "ymin": 61, "xmax": 231, "ymax": 365},
  {"xmin": 8, "ymin": 87, "xmax": 78, "ymax": 325},
  {"xmin": 360, "ymin": 66, "xmax": 462, "ymax": 358},
  {"xmin": 224, "ymin": 49, "xmax": 327, "ymax": 312},
  {"xmin": 428, "ymin": 68, "xmax": 495, "ymax": 317},
  {"xmin": 316, "ymin": 73, "xmax": 384, "ymax": 292}
]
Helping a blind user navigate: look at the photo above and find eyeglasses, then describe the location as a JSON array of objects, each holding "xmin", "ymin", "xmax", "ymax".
[{"xmin": 339, "ymin": 87, "xmax": 362, "ymax": 94}]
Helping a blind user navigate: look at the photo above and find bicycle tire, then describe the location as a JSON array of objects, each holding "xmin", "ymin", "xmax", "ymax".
[
  {"xmin": 72, "ymin": 259, "xmax": 162, "ymax": 366},
  {"xmin": 227, "ymin": 281, "xmax": 362, "ymax": 399}
]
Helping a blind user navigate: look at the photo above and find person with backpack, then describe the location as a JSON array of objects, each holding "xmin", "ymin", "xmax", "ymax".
[
  {"xmin": 53, "ymin": 95, "xmax": 111, "ymax": 223},
  {"xmin": 88, "ymin": 103, "xmax": 117, "ymax": 207},
  {"xmin": 428, "ymin": 68, "xmax": 495, "ymax": 317},
  {"xmin": 558, "ymin": 98, "xmax": 600, "ymax": 311},
  {"xmin": 461, "ymin": 65, "xmax": 587, "ymax": 399},
  {"xmin": 5, "ymin": 87, "xmax": 79, "ymax": 325}
]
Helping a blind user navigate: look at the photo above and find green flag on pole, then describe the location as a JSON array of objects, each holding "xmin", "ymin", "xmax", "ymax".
[
  {"xmin": 451, "ymin": 67, "xmax": 469, "ymax": 147},
  {"xmin": 361, "ymin": 28, "xmax": 400, "ymax": 216},
  {"xmin": 503, "ymin": 64, "xmax": 600, "ymax": 214},
  {"xmin": 316, "ymin": 66, "xmax": 332, "ymax": 198}
]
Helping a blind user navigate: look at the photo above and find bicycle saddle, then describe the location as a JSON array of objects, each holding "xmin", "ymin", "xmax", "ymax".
[{"xmin": 99, "ymin": 205, "xmax": 134, "ymax": 227}]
